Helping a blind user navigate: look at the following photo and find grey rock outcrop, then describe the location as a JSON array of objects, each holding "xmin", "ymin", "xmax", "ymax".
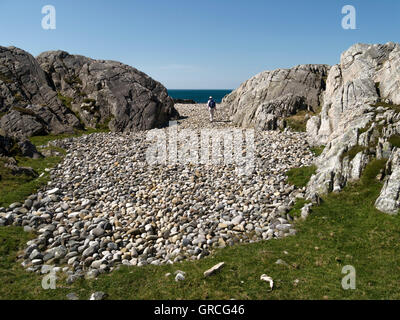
[
  {"xmin": 0, "ymin": 46, "xmax": 81, "ymax": 137},
  {"xmin": 307, "ymin": 42, "xmax": 400, "ymax": 146},
  {"xmin": 304, "ymin": 42, "xmax": 400, "ymax": 214},
  {"xmin": 1, "ymin": 104, "xmax": 80, "ymax": 138},
  {"xmin": 222, "ymin": 64, "xmax": 329, "ymax": 130},
  {"xmin": 223, "ymin": 42, "xmax": 400, "ymax": 215},
  {"xmin": 0, "ymin": 46, "xmax": 179, "ymax": 138},
  {"xmin": 37, "ymin": 50, "xmax": 179, "ymax": 131},
  {"xmin": 0, "ymin": 46, "xmax": 58, "ymax": 111},
  {"xmin": 375, "ymin": 148, "xmax": 400, "ymax": 214}
]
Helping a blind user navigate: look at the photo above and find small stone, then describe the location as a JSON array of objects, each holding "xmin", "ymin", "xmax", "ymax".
[
  {"xmin": 275, "ymin": 259, "xmax": 289, "ymax": 267},
  {"xmin": 231, "ymin": 215, "xmax": 243, "ymax": 225},
  {"xmin": 67, "ymin": 275, "xmax": 79, "ymax": 284},
  {"xmin": 86, "ymin": 269, "xmax": 99, "ymax": 279},
  {"xmin": 92, "ymin": 228, "xmax": 105, "ymax": 237},
  {"xmin": 218, "ymin": 223, "xmax": 228, "ymax": 229},
  {"xmin": 89, "ymin": 291, "xmax": 107, "ymax": 300},
  {"xmin": 31, "ymin": 259, "xmax": 43, "ymax": 265},
  {"xmin": 82, "ymin": 244, "xmax": 99, "ymax": 258},
  {"xmin": 67, "ymin": 293, "xmax": 79, "ymax": 300},
  {"xmin": 47, "ymin": 188, "xmax": 60, "ymax": 195},
  {"xmin": 23, "ymin": 226, "xmax": 33, "ymax": 233},
  {"xmin": 204, "ymin": 262, "xmax": 225, "ymax": 277},
  {"xmin": 175, "ymin": 273, "xmax": 185, "ymax": 282},
  {"xmin": 9, "ymin": 202, "xmax": 22, "ymax": 209}
]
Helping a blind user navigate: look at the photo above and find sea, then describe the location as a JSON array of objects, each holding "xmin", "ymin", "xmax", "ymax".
[{"xmin": 167, "ymin": 89, "xmax": 233, "ymax": 104}]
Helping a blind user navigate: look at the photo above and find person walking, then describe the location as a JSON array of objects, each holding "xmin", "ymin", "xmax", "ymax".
[{"xmin": 207, "ymin": 96, "xmax": 216, "ymax": 122}]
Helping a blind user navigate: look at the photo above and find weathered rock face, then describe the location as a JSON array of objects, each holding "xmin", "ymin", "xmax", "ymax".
[
  {"xmin": 1, "ymin": 104, "xmax": 81, "ymax": 138},
  {"xmin": 222, "ymin": 64, "xmax": 329, "ymax": 130},
  {"xmin": 375, "ymin": 148, "xmax": 400, "ymax": 214},
  {"xmin": 307, "ymin": 42, "xmax": 400, "ymax": 146},
  {"xmin": 0, "ymin": 46, "xmax": 58, "ymax": 112},
  {"xmin": 0, "ymin": 46, "xmax": 179, "ymax": 138},
  {"xmin": 0, "ymin": 46, "xmax": 81, "ymax": 138},
  {"xmin": 305, "ymin": 42, "xmax": 400, "ymax": 215},
  {"xmin": 37, "ymin": 51, "xmax": 179, "ymax": 131}
]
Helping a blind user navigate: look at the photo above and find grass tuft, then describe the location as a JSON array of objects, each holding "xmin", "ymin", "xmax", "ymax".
[
  {"xmin": 286, "ymin": 165, "xmax": 317, "ymax": 188},
  {"xmin": 388, "ymin": 135, "xmax": 400, "ymax": 148},
  {"xmin": 341, "ymin": 145, "xmax": 367, "ymax": 162},
  {"xmin": 29, "ymin": 128, "xmax": 109, "ymax": 147},
  {"xmin": 0, "ymin": 155, "xmax": 62, "ymax": 207},
  {"xmin": 310, "ymin": 146, "xmax": 325, "ymax": 157}
]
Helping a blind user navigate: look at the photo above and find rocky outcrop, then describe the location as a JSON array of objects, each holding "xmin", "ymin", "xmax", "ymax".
[
  {"xmin": 0, "ymin": 46, "xmax": 81, "ymax": 137},
  {"xmin": 222, "ymin": 42, "xmax": 400, "ymax": 215},
  {"xmin": 1, "ymin": 104, "xmax": 81, "ymax": 138},
  {"xmin": 222, "ymin": 64, "xmax": 329, "ymax": 130},
  {"xmin": 307, "ymin": 42, "xmax": 400, "ymax": 146},
  {"xmin": 0, "ymin": 46, "xmax": 179, "ymax": 138},
  {"xmin": 37, "ymin": 51, "xmax": 179, "ymax": 131},
  {"xmin": 375, "ymin": 148, "xmax": 400, "ymax": 214},
  {"xmin": 305, "ymin": 42, "xmax": 400, "ymax": 215},
  {"xmin": 0, "ymin": 46, "xmax": 58, "ymax": 112}
]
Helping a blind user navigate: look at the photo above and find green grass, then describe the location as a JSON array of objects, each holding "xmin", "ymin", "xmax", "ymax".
[
  {"xmin": 29, "ymin": 128, "xmax": 109, "ymax": 147},
  {"xmin": 285, "ymin": 165, "xmax": 317, "ymax": 188},
  {"xmin": 310, "ymin": 146, "xmax": 325, "ymax": 157},
  {"xmin": 372, "ymin": 102, "xmax": 400, "ymax": 113},
  {"xmin": 1, "ymin": 128, "xmax": 109, "ymax": 207},
  {"xmin": 2, "ymin": 159, "xmax": 400, "ymax": 299},
  {"xmin": 83, "ymin": 98, "xmax": 96, "ymax": 104},
  {"xmin": 388, "ymin": 135, "xmax": 400, "ymax": 148},
  {"xmin": 95, "ymin": 116, "xmax": 113, "ymax": 131},
  {"xmin": 341, "ymin": 145, "xmax": 367, "ymax": 162},
  {"xmin": 287, "ymin": 199, "xmax": 310, "ymax": 218},
  {"xmin": 285, "ymin": 111, "xmax": 309, "ymax": 132},
  {"xmin": 57, "ymin": 92, "xmax": 73, "ymax": 109},
  {"xmin": 0, "ymin": 155, "xmax": 62, "ymax": 208},
  {"xmin": 64, "ymin": 75, "xmax": 82, "ymax": 86},
  {"xmin": 285, "ymin": 107, "xmax": 322, "ymax": 133},
  {"xmin": 57, "ymin": 92, "xmax": 86, "ymax": 127}
]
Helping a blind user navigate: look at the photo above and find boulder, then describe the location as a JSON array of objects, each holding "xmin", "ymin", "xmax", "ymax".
[
  {"xmin": 0, "ymin": 46, "xmax": 81, "ymax": 137},
  {"xmin": 37, "ymin": 50, "xmax": 179, "ymax": 131},
  {"xmin": 222, "ymin": 64, "xmax": 329, "ymax": 130},
  {"xmin": 0, "ymin": 46, "xmax": 179, "ymax": 137},
  {"xmin": 303, "ymin": 42, "xmax": 400, "ymax": 214},
  {"xmin": 0, "ymin": 46, "xmax": 58, "ymax": 112}
]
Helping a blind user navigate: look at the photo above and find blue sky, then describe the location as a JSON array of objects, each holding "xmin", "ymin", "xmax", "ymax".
[{"xmin": 0, "ymin": 0, "xmax": 399, "ymax": 89}]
